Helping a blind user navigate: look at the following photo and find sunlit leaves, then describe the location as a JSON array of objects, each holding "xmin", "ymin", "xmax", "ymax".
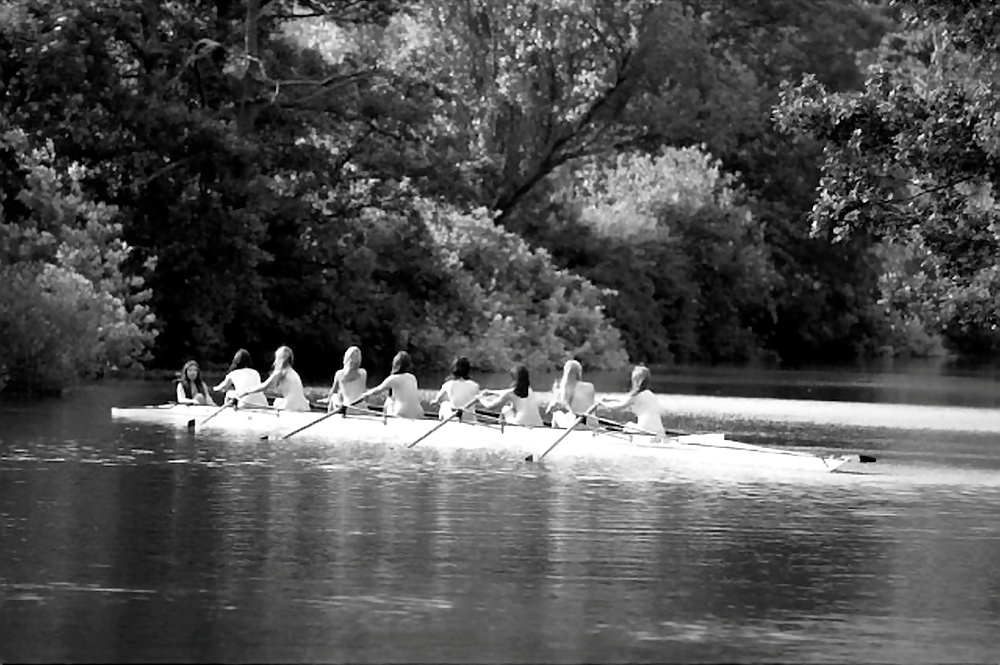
[
  {"xmin": 0, "ymin": 127, "xmax": 156, "ymax": 393},
  {"xmin": 412, "ymin": 199, "xmax": 629, "ymax": 371}
]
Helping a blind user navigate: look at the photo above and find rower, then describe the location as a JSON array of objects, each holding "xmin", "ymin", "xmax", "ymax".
[
  {"xmin": 547, "ymin": 359, "xmax": 597, "ymax": 429},
  {"xmin": 328, "ymin": 345, "xmax": 368, "ymax": 412},
  {"xmin": 596, "ymin": 365, "xmax": 666, "ymax": 436},
  {"xmin": 213, "ymin": 349, "xmax": 268, "ymax": 408},
  {"xmin": 478, "ymin": 364, "xmax": 544, "ymax": 427},
  {"xmin": 432, "ymin": 356, "xmax": 480, "ymax": 423},
  {"xmin": 176, "ymin": 360, "xmax": 216, "ymax": 406},
  {"xmin": 238, "ymin": 345, "xmax": 311, "ymax": 411},
  {"xmin": 356, "ymin": 351, "xmax": 424, "ymax": 419}
]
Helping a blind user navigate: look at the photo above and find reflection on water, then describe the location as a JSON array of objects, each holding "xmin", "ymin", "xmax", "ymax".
[{"xmin": 2, "ymin": 375, "xmax": 1000, "ymax": 663}]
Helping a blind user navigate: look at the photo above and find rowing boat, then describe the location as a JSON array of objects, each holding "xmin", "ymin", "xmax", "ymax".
[{"xmin": 109, "ymin": 403, "xmax": 872, "ymax": 473}]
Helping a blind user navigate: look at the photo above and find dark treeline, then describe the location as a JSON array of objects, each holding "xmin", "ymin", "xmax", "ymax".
[{"xmin": 1, "ymin": 0, "xmax": 998, "ymax": 395}]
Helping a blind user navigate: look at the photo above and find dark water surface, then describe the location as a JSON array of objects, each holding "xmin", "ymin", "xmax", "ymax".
[{"xmin": 3, "ymin": 363, "xmax": 1000, "ymax": 663}]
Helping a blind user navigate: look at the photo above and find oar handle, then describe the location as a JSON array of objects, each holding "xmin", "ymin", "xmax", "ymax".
[{"xmin": 592, "ymin": 413, "xmax": 677, "ymax": 439}]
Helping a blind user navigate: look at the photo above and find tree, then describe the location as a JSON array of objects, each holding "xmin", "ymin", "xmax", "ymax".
[
  {"xmin": 775, "ymin": 0, "xmax": 1000, "ymax": 353},
  {"xmin": 0, "ymin": 126, "xmax": 155, "ymax": 394}
]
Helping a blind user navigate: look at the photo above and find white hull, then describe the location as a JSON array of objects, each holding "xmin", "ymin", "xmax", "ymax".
[{"xmin": 110, "ymin": 404, "xmax": 868, "ymax": 474}]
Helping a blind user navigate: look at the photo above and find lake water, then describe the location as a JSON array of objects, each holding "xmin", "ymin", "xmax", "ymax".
[{"xmin": 2, "ymin": 362, "xmax": 1000, "ymax": 663}]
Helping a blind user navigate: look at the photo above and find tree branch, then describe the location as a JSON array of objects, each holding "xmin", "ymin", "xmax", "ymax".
[
  {"xmin": 492, "ymin": 56, "xmax": 636, "ymax": 222},
  {"xmin": 269, "ymin": 69, "xmax": 376, "ymax": 89}
]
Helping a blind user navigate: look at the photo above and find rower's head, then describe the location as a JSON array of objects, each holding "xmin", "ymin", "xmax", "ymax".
[
  {"xmin": 181, "ymin": 360, "xmax": 202, "ymax": 382},
  {"xmin": 343, "ymin": 346, "xmax": 362, "ymax": 370},
  {"xmin": 510, "ymin": 364, "xmax": 530, "ymax": 398},
  {"xmin": 391, "ymin": 351, "xmax": 413, "ymax": 375},
  {"xmin": 561, "ymin": 359, "xmax": 582, "ymax": 384},
  {"xmin": 230, "ymin": 348, "xmax": 253, "ymax": 373},
  {"xmin": 274, "ymin": 345, "xmax": 294, "ymax": 370},
  {"xmin": 450, "ymin": 356, "xmax": 471, "ymax": 380},
  {"xmin": 558, "ymin": 359, "xmax": 582, "ymax": 403},
  {"xmin": 629, "ymin": 365, "xmax": 651, "ymax": 395}
]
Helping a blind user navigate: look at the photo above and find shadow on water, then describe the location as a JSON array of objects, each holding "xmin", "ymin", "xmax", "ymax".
[{"xmin": 3, "ymin": 365, "xmax": 1000, "ymax": 663}]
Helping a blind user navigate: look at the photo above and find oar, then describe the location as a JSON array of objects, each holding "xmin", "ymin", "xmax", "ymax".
[
  {"xmin": 590, "ymin": 413, "xmax": 687, "ymax": 437},
  {"xmin": 635, "ymin": 419, "xmax": 878, "ymax": 464},
  {"xmin": 525, "ymin": 404, "xmax": 599, "ymax": 462},
  {"xmin": 281, "ymin": 396, "xmax": 365, "ymax": 441},
  {"xmin": 188, "ymin": 400, "xmax": 235, "ymax": 430},
  {"xmin": 406, "ymin": 399, "xmax": 478, "ymax": 449}
]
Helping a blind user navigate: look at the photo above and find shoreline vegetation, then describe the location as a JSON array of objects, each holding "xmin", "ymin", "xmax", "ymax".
[{"xmin": 3, "ymin": 0, "xmax": 999, "ymax": 400}]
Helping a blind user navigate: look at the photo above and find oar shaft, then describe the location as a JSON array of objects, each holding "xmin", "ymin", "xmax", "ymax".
[
  {"xmin": 199, "ymin": 401, "xmax": 234, "ymax": 427},
  {"xmin": 530, "ymin": 405, "xmax": 599, "ymax": 462},
  {"xmin": 407, "ymin": 400, "xmax": 480, "ymax": 449},
  {"xmin": 282, "ymin": 397, "xmax": 364, "ymax": 440}
]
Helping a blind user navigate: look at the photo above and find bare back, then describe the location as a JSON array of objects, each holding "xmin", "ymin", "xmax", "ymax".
[
  {"xmin": 504, "ymin": 389, "xmax": 544, "ymax": 427},
  {"xmin": 335, "ymin": 368, "xmax": 368, "ymax": 405},
  {"xmin": 629, "ymin": 389, "xmax": 664, "ymax": 435},
  {"xmin": 383, "ymin": 373, "xmax": 423, "ymax": 419},
  {"xmin": 273, "ymin": 367, "xmax": 310, "ymax": 411}
]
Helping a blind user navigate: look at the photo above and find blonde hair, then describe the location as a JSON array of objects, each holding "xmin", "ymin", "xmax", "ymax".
[
  {"xmin": 342, "ymin": 346, "xmax": 362, "ymax": 381},
  {"xmin": 629, "ymin": 365, "xmax": 651, "ymax": 396},
  {"xmin": 556, "ymin": 359, "xmax": 582, "ymax": 406},
  {"xmin": 273, "ymin": 345, "xmax": 294, "ymax": 372}
]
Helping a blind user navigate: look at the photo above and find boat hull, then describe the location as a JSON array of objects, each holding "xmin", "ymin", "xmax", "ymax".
[{"xmin": 109, "ymin": 404, "xmax": 861, "ymax": 473}]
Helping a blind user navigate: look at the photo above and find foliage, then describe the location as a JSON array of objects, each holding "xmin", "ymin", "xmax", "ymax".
[
  {"xmin": 4, "ymin": 0, "xmax": 995, "ymax": 393},
  {"xmin": 775, "ymin": 0, "xmax": 1000, "ymax": 355},
  {"xmin": 511, "ymin": 146, "xmax": 779, "ymax": 364},
  {"xmin": 410, "ymin": 199, "xmax": 629, "ymax": 372},
  {"xmin": 0, "ymin": 127, "xmax": 155, "ymax": 394}
]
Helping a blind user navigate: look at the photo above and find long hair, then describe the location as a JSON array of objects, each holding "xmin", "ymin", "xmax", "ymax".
[
  {"xmin": 450, "ymin": 356, "xmax": 471, "ymax": 381},
  {"xmin": 509, "ymin": 364, "xmax": 530, "ymax": 399},
  {"xmin": 179, "ymin": 360, "xmax": 206, "ymax": 395},
  {"xmin": 629, "ymin": 365, "xmax": 651, "ymax": 396},
  {"xmin": 229, "ymin": 348, "xmax": 253, "ymax": 373},
  {"xmin": 391, "ymin": 350, "xmax": 412, "ymax": 375},
  {"xmin": 273, "ymin": 345, "xmax": 294, "ymax": 372},
  {"xmin": 555, "ymin": 359, "xmax": 582, "ymax": 406},
  {"xmin": 342, "ymin": 346, "xmax": 362, "ymax": 381}
]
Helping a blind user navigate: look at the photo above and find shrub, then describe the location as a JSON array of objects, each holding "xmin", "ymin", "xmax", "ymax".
[
  {"xmin": 521, "ymin": 146, "xmax": 779, "ymax": 364},
  {"xmin": 411, "ymin": 200, "xmax": 630, "ymax": 372},
  {"xmin": 0, "ymin": 127, "xmax": 155, "ymax": 395}
]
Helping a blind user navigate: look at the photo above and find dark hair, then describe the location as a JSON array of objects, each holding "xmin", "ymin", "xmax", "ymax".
[
  {"xmin": 178, "ymin": 360, "xmax": 206, "ymax": 396},
  {"xmin": 391, "ymin": 351, "xmax": 412, "ymax": 375},
  {"xmin": 229, "ymin": 348, "xmax": 253, "ymax": 373},
  {"xmin": 450, "ymin": 356, "xmax": 471, "ymax": 380},
  {"xmin": 180, "ymin": 360, "xmax": 201, "ymax": 380},
  {"xmin": 509, "ymin": 364, "xmax": 530, "ymax": 399}
]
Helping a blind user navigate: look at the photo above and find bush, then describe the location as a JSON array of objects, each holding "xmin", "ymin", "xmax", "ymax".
[
  {"xmin": 411, "ymin": 200, "xmax": 630, "ymax": 372},
  {"xmin": 512, "ymin": 146, "xmax": 779, "ymax": 364},
  {"xmin": 0, "ymin": 127, "xmax": 155, "ymax": 395},
  {"xmin": 942, "ymin": 265, "xmax": 1000, "ymax": 356}
]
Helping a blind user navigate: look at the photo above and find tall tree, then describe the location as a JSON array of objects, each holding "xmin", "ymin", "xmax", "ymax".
[{"xmin": 775, "ymin": 0, "xmax": 1000, "ymax": 352}]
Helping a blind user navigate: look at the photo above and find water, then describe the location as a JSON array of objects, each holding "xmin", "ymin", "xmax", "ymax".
[{"xmin": 2, "ymin": 364, "xmax": 1000, "ymax": 663}]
